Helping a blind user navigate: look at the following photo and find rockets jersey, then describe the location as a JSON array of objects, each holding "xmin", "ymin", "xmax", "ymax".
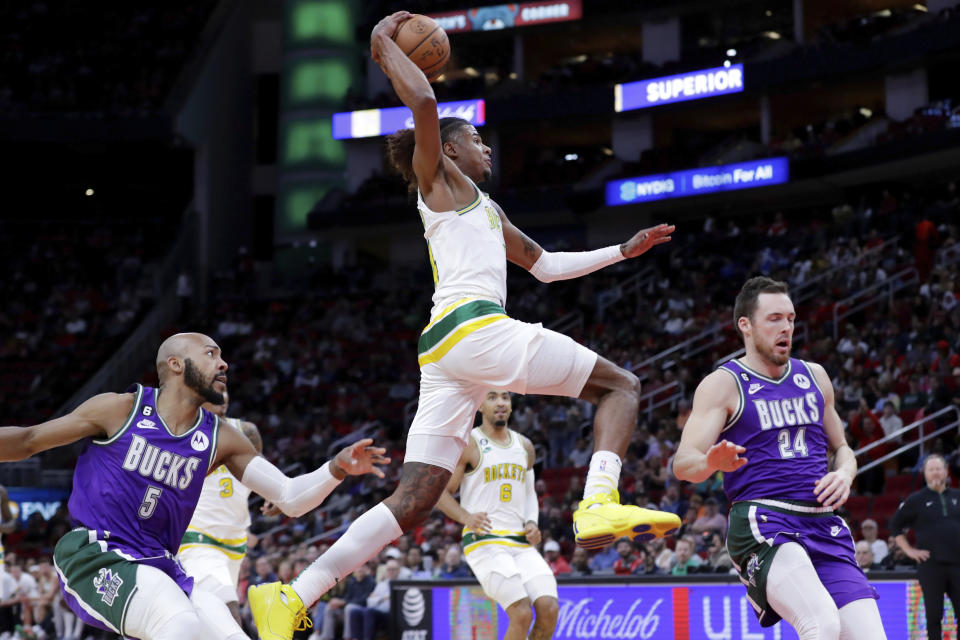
[
  {"xmin": 417, "ymin": 178, "xmax": 507, "ymax": 316},
  {"xmin": 182, "ymin": 417, "xmax": 252, "ymax": 543},
  {"xmin": 460, "ymin": 428, "xmax": 530, "ymax": 534},
  {"xmin": 67, "ymin": 384, "xmax": 220, "ymax": 561},
  {"xmin": 718, "ymin": 358, "xmax": 829, "ymax": 503}
]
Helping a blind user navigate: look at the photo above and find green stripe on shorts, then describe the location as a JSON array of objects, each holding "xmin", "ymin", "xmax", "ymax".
[
  {"xmin": 53, "ymin": 529, "xmax": 140, "ymax": 635},
  {"xmin": 418, "ymin": 300, "xmax": 507, "ymax": 355}
]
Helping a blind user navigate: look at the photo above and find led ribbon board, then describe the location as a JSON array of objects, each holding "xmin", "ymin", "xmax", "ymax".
[
  {"xmin": 606, "ymin": 157, "xmax": 789, "ymax": 206},
  {"xmin": 429, "ymin": 0, "xmax": 582, "ymax": 33},
  {"xmin": 615, "ymin": 64, "xmax": 744, "ymax": 112},
  {"xmin": 332, "ymin": 99, "xmax": 485, "ymax": 140}
]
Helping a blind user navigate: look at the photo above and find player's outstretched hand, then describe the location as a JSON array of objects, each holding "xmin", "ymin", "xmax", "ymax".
[
  {"xmin": 813, "ymin": 470, "xmax": 852, "ymax": 508},
  {"xmin": 333, "ymin": 438, "xmax": 391, "ymax": 478},
  {"xmin": 465, "ymin": 511, "xmax": 492, "ymax": 534},
  {"xmin": 620, "ymin": 223, "xmax": 675, "ymax": 258},
  {"xmin": 523, "ymin": 521, "xmax": 542, "ymax": 547},
  {"xmin": 370, "ymin": 10, "xmax": 412, "ymax": 62},
  {"xmin": 705, "ymin": 440, "xmax": 747, "ymax": 473}
]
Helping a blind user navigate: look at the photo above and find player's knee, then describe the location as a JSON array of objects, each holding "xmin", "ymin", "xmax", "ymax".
[
  {"xmin": 158, "ymin": 610, "xmax": 205, "ymax": 640},
  {"xmin": 794, "ymin": 607, "xmax": 839, "ymax": 640},
  {"xmin": 506, "ymin": 599, "xmax": 533, "ymax": 628},
  {"xmin": 534, "ymin": 597, "xmax": 559, "ymax": 626}
]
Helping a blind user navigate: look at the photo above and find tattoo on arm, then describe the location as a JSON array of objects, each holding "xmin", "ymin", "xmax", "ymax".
[
  {"xmin": 522, "ymin": 235, "xmax": 539, "ymax": 259},
  {"xmin": 385, "ymin": 462, "xmax": 453, "ymax": 531}
]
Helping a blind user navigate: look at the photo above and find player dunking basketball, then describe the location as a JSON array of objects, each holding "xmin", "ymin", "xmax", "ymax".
[
  {"xmin": 0, "ymin": 333, "xmax": 388, "ymax": 640},
  {"xmin": 674, "ymin": 277, "xmax": 886, "ymax": 639},
  {"xmin": 247, "ymin": 10, "xmax": 679, "ymax": 639}
]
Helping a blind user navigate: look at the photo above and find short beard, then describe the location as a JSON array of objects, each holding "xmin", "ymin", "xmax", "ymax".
[
  {"xmin": 756, "ymin": 339, "xmax": 789, "ymax": 366},
  {"xmin": 493, "ymin": 419, "xmax": 507, "ymax": 427},
  {"xmin": 184, "ymin": 358, "xmax": 225, "ymax": 405}
]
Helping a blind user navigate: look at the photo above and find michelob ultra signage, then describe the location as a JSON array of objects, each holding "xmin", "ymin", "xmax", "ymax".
[
  {"xmin": 332, "ymin": 99, "xmax": 485, "ymax": 140},
  {"xmin": 606, "ymin": 157, "xmax": 789, "ymax": 206},
  {"xmin": 615, "ymin": 64, "xmax": 744, "ymax": 112}
]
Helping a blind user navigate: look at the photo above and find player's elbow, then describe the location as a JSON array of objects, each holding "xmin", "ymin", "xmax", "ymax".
[
  {"xmin": 2, "ymin": 427, "xmax": 37, "ymax": 461},
  {"xmin": 410, "ymin": 93, "xmax": 437, "ymax": 115}
]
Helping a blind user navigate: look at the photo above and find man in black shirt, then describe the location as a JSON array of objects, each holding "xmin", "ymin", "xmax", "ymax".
[{"xmin": 890, "ymin": 454, "xmax": 960, "ymax": 640}]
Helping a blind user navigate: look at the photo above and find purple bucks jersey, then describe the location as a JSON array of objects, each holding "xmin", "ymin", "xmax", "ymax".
[
  {"xmin": 718, "ymin": 358, "xmax": 829, "ymax": 503},
  {"xmin": 67, "ymin": 384, "xmax": 220, "ymax": 564}
]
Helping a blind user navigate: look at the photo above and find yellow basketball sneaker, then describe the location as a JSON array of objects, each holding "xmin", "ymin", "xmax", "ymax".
[
  {"xmin": 572, "ymin": 490, "xmax": 681, "ymax": 550},
  {"xmin": 248, "ymin": 582, "xmax": 312, "ymax": 640}
]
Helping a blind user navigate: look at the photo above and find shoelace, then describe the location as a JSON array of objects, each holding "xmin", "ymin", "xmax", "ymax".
[{"xmin": 293, "ymin": 609, "xmax": 313, "ymax": 632}]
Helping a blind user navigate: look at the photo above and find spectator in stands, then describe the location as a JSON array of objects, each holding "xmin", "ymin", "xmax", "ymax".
[
  {"xmin": 837, "ymin": 326, "xmax": 869, "ymax": 355},
  {"xmin": 403, "ymin": 546, "xmax": 432, "ymax": 579},
  {"xmin": 877, "ymin": 401, "xmax": 904, "ymax": 442},
  {"xmin": 543, "ymin": 540, "xmax": 571, "ymax": 576},
  {"xmin": 880, "ymin": 535, "xmax": 917, "ymax": 571},
  {"xmin": 587, "ymin": 542, "xmax": 618, "ymax": 573},
  {"xmin": 250, "ymin": 556, "xmax": 278, "ymax": 587},
  {"xmin": 658, "ymin": 484, "xmax": 687, "ymax": 517},
  {"xmin": 705, "ymin": 533, "xmax": 733, "ymax": 573},
  {"xmin": 569, "ymin": 548, "xmax": 593, "ymax": 577},
  {"xmin": 567, "ymin": 438, "xmax": 592, "ymax": 467},
  {"xmin": 855, "ymin": 541, "xmax": 882, "ymax": 572},
  {"xmin": 671, "ymin": 536, "xmax": 703, "ymax": 575},
  {"xmin": 611, "ymin": 538, "xmax": 643, "ymax": 575},
  {"xmin": 691, "ymin": 497, "xmax": 727, "ymax": 537},
  {"xmin": 434, "ymin": 545, "xmax": 471, "ymax": 579},
  {"xmin": 319, "ymin": 563, "xmax": 376, "ymax": 640},
  {"xmin": 345, "ymin": 559, "xmax": 398, "ymax": 640},
  {"xmin": 859, "ymin": 519, "xmax": 889, "ymax": 563}
]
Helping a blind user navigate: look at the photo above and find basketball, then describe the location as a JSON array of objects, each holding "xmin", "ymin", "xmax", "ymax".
[{"xmin": 392, "ymin": 14, "xmax": 450, "ymax": 81}]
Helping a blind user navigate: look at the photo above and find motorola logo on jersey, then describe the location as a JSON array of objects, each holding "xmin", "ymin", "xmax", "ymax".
[
  {"xmin": 122, "ymin": 434, "xmax": 202, "ymax": 489},
  {"xmin": 793, "ymin": 373, "xmax": 811, "ymax": 389},
  {"xmin": 190, "ymin": 431, "xmax": 209, "ymax": 452},
  {"xmin": 752, "ymin": 392, "xmax": 820, "ymax": 430}
]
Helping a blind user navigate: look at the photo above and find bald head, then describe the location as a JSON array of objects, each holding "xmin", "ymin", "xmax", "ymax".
[{"xmin": 155, "ymin": 333, "xmax": 227, "ymax": 404}]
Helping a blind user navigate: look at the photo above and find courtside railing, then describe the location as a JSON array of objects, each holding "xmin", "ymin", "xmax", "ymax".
[
  {"xmin": 832, "ymin": 267, "xmax": 918, "ymax": 339},
  {"xmin": 854, "ymin": 405, "xmax": 960, "ymax": 475}
]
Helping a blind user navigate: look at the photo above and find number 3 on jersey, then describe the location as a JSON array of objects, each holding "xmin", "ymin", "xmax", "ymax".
[{"xmin": 778, "ymin": 427, "xmax": 808, "ymax": 459}]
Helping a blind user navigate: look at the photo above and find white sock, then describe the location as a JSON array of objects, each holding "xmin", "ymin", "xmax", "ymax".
[
  {"xmin": 583, "ymin": 450, "xmax": 621, "ymax": 501},
  {"xmin": 290, "ymin": 503, "xmax": 403, "ymax": 606}
]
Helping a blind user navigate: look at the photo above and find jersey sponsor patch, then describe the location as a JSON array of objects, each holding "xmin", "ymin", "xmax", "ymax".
[
  {"xmin": 793, "ymin": 373, "xmax": 811, "ymax": 389},
  {"xmin": 93, "ymin": 568, "xmax": 123, "ymax": 606},
  {"xmin": 191, "ymin": 431, "xmax": 210, "ymax": 452}
]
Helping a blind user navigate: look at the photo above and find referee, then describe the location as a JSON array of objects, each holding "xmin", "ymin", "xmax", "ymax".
[{"xmin": 890, "ymin": 453, "xmax": 960, "ymax": 640}]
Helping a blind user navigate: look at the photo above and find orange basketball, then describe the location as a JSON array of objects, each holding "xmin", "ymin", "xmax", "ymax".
[{"xmin": 392, "ymin": 14, "xmax": 450, "ymax": 81}]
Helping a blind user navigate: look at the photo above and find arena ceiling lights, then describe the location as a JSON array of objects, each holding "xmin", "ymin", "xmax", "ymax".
[{"xmin": 615, "ymin": 64, "xmax": 745, "ymax": 112}]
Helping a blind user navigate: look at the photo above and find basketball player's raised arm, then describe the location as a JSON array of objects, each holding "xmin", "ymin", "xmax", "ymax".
[
  {"xmin": 217, "ymin": 427, "xmax": 391, "ymax": 518},
  {"xmin": 810, "ymin": 363, "xmax": 856, "ymax": 508},
  {"xmin": 673, "ymin": 370, "xmax": 747, "ymax": 483},
  {"xmin": 370, "ymin": 12, "xmax": 444, "ymax": 191},
  {"xmin": 435, "ymin": 438, "xmax": 491, "ymax": 533},
  {"xmin": 491, "ymin": 200, "xmax": 675, "ymax": 279},
  {"xmin": 0, "ymin": 392, "xmax": 131, "ymax": 461}
]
